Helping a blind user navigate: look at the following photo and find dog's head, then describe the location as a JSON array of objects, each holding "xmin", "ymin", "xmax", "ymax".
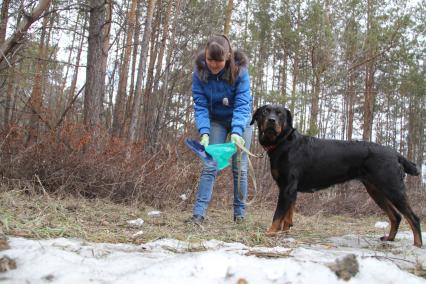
[{"xmin": 250, "ymin": 105, "xmax": 293, "ymax": 145}]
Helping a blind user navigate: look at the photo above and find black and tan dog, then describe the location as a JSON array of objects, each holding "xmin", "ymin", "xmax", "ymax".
[{"xmin": 251, "ymin": 105, "xmax": 423, "ymax": 247}]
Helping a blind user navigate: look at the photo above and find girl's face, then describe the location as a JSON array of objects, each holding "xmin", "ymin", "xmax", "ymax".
[{"xmin": 206, "ymin": 50, "xmax": 226, "ymax": 75}]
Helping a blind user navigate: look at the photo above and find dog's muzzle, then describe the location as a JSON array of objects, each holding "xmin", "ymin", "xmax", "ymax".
[
  {"xmin": 267, "ymin": 118, "xmax": 276, "ymax": 127},
  {"xmin": 264, "ymin": 116, "xmax": 279, "ymax": 132}
]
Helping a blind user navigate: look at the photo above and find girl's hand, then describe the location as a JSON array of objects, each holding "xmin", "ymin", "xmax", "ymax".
[
  {"xmin": 231, "ymin": 134, "xmax": 245, "ymax": 146},
  {"xmin": 200, "ymin": 134, "xmax": 209, "ymax": 147}
]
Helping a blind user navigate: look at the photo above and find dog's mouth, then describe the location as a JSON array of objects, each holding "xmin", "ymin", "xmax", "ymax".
[
  {"xmin": 264, "ymin": 126, "xmax": 278, "ymax": 134},
  {"xmin": 263, "ymin": 121, "xmax": 281, "ymax": 134},
  {"xmin": 261, "ymin": 122, "xmax": 282, "ymax": 143}
]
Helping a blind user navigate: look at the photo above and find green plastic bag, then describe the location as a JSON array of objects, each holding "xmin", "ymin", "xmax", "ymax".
[{"xmin": 205, "ymin": 142, "xmax": 237, "ymax": 170}]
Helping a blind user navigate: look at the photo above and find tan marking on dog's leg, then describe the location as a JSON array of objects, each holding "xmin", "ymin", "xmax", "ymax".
[
  {"xmin": 364, "ymin": 182, "xmax": 401, "ymax": 242},
  {"xmin": 266, "ymin": 220, "xmax": 282, "ymax": 236},
  {"xmin": 405, "ymin": 217, "xmax": 423, "ymax": 248},
  {"xmin": 279, "ymin": 201, "xmax": 295, "ymax": 231},
  {"xmin": 287, "ymin": 201, "xmax": 295, "ymax": 227},
  {"xmin": 379, "ymin": 201, "xmax": 400, "ymax": 242}
]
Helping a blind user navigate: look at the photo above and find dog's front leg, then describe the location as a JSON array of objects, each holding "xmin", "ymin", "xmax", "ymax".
[
  {"xmin": 266, "ymin": 179, "xmax": 298, "ymax": 236},
  {"xmin": 280, "ymin": 200, "xmax": 295, "ymax": 231}
]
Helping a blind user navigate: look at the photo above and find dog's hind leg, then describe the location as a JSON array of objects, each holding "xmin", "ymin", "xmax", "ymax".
[
  {"xmin": 279, "ymin": 200, "xmax": 295, "ymax": 231},
  {"xmin": 363, "ymin": 181, "xmax": 401, "ymax": 242},
  {"xmin": 385, "ymin": 189, "xmax": 422, "ymax": 247},
  {"xmin": 365, "ymin": 159, "xmax": 422, "ymax": 247}
]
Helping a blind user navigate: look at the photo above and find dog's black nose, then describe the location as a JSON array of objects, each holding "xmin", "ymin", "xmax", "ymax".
[{"xmin": 268, "ymin": 118, "xmax": 276, "ymax": 124}]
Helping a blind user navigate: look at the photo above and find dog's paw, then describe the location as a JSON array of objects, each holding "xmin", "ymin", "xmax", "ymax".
[
  {"xmin": 379, "ymin": 235, "xmax": 394, "ymax": 242},
  {"xmin": 265, "ymin": 229, "xmax": 279, "ymax": 237},
  {"xmin": 280, "ymin": 223, "xmax": 293, "ymax": 231}
]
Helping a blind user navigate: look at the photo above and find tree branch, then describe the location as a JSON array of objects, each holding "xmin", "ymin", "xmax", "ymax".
[{"xmin": 0, "ymin": 0, "xmax": 52, "ymax": 66}]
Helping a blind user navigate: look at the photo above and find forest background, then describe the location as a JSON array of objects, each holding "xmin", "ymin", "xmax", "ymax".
[{"xmin": 0, "ymin": 0, "xmax": 425, "ymax": 216}]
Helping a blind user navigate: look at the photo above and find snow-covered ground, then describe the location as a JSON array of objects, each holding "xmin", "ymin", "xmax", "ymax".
[{"xmin": 1, "ymin": 232, "xmax": 425, "ymax": 283}]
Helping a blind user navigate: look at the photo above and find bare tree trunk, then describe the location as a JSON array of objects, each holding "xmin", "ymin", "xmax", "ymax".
[
  {"xmin": 253, "ymin": 44, "xmax": 266, "ymax": 110},
  {"xmin": 56, "ymin": 12, "xmax": 80, "ymax": 120},
  {"xmin": 346, "ymin": 71, "xmax": 355, "ymax": 140},
  {"xmin": 289, "ymin": 1, "xmax": 301, "ymax": 115},
  {"xmin": 9, "ymin": 62, "xmax": 24, "ymax": 125},
  {"xmin": 415, "ymin": 105, "xmax": 424, "ymax": 189},
  {"xmin": 407, "ymin": 95, "xmax": 422, "ymax": 189},
  {"xmin": 362, "ymin": 0, "xmax": 376, "ymax": 142},
  {"xmin": 140, "ymin": 8, "xmax": 160, "ymax": 142},
  {"xmin": 280, "ymin": 52, "xmax": 288, "ymax": 99},
  {"xmin": 124, "ymin": 0, "xmax": 143, "ymax": 137},
  {"xmin": 26, "ymin": 6, "xmax": 50, "ymax": 144},
  {"xmin": 3, "ymin": 71, "xmax": 14, "ymax": 126},
  {"xmin": 290, "ymin": 55, "xmax": 298, "ymax": 115},
  {"xmin": 66, "ymin": 15, "xmax": 87, "ymax": 122},
  {"xmin": 0, "ymin": 0, "xmax": 52, "ymax": 66},
  {"xmin": 112, "ymin": 0, "xmax": 137, "ymax": 137},
  {"xmin": 152, "ymin": 0, "xmax": 182, "ymax": 145},
  {"xmin": 309, "ymin": 66, "xmax": 320, "ymax": 136},
  {"xmin": 362, "ymin": 63, "xmax": 375, "ymax": 141},
  {"xmin": 407, "ymin": 96, "xmax": 415, "ymax": 187},
  {"xmin": 105, "ymin": 22, "xmax": 120, "ymax": 132},
  {"xmin": 100, "ymin": 0, "xmax": 112, "ymax": 126},
  {"xmin": 223, "ymin": 0, "xmax": 233, "ymax": 35},
  {"xmin": 0, "ymin": 0, "xmax": 11, "ymax": 121},
  {"xmin": 105, "ymin": 47, "xmax": 119, "ymax": 129},
  {"xmin": 0, "ymin": 0, "xmax": 10, "ymax": 44},
  {"xmin": 127, "ymin": 0, "xmax": 157, "ymax": 153},
  {"xmin": 145, "ymin": 0, "xmax": 173, "ymax": 147},
  {"xmin": 84, "ymin": 0, "xmax": 109, "ymax": 151},
  {"xmin": 399, "ymin": 98, "xmax": 405, "ymax": 153},
  {"xmin": 44, "ymin": 8, "xmax": 55, "ymax": 122},
  {"xmin": 300, "ymin": 65, "xmax": 309, "ymax": 133}
]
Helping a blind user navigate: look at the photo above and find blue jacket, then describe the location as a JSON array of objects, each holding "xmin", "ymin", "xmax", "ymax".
[{"xmin": 192, "ymin": 50, "xmax": 252, "ymax": 136}]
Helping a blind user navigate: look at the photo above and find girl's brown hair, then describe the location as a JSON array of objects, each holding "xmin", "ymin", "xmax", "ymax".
[{"xmin": 205, "ymin": 34, "xmax": 238, "ymax": 84}]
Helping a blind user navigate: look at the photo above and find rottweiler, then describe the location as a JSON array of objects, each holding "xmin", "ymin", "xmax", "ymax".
[{"xmin": 251, "ymin": 105, "xmax": 422, "ymax": 247}]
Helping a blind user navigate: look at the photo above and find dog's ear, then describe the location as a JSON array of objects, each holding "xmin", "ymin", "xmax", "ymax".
[
  {"xmin": 285, "ymin": 108, "xmax": 293, "ymax": 128},
  {"xmin": 250, "ymin": 107, "xmax": 263, "ymax": 125}
]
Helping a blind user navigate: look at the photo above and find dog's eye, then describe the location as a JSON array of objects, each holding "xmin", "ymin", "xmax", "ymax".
[{"xmin": 262, "ymin": 108, "xmax": 269, "ymax": 115}]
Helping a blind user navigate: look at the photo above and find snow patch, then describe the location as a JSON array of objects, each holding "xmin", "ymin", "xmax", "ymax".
[
  {"xmin": 126, "ymin": 218, "xmax": 144, "ymax": 227},
  {"xmin": 0, "ymin": 232, "xmax": 425, "ymax": 283}
]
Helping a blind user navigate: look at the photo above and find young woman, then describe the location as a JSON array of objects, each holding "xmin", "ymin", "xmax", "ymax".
[{"xmin": 189, "ymin": 34, "xmax": 252, "ymax": 224}]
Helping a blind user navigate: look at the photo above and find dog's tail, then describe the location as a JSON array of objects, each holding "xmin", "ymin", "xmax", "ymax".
[{"xmin": 398, "ymin": 155, "xmax": 420, "ymax": 176}]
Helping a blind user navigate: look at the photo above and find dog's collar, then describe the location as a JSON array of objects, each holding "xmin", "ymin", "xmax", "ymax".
[
  {"xmin": 262, "ymin": 128, "xmax": 295, "ymax": 153},
  {"xmin": 262, "ymin": 144, "xmax": 278, "ymax": 153}
]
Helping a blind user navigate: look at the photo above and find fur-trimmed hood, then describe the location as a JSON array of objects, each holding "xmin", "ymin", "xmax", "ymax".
[
  {"xmin": 192, "ymin": 48, "xmax": 251, "ymax": 136},
  {"xmin": 195, "ymin": 49, "xmax": 249, "ymax": 82}
]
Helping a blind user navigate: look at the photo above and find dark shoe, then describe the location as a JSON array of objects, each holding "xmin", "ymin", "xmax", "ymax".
[
  {"xmin": 185, "ymin": 215, "xmax": 204, "ymax": 225},
  {"xmin": 234, "ymin": 216, "xmax": 244, "ymax": 224}
]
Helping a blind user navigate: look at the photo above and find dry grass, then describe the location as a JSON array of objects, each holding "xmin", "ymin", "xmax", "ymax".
[
  {"xmin": 1, "ymin": 186, "xmax": 421, "ymax": 248},
  {"xmin": 1, "ymin": 127, "xmax": 424, "ymax": 221}
]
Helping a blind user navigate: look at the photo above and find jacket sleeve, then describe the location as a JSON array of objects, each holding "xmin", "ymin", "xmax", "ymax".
[
  {"xmin": 231, "ymin": 68, "xmax": 252, "ymax": 136},
  {"xmin": 192, "ymin": 72, "xmax": 210, "ymax": 135}
]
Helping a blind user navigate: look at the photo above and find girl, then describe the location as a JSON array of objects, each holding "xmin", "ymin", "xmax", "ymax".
[{"xmin": 190, "ymin": 34, "xmax": 252, "ymax": 224}]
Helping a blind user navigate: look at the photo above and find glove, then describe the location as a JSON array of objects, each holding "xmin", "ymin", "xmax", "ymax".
[
  {"xmin": 231, "ymin": 133, "xmax": 245, "ymax": 146},
  {"xmin": 200, "ymin": 134, "xmax": 209, "ymax": 147}
]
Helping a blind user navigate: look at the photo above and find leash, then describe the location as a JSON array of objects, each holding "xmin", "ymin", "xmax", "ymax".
[
  {"xmin": 234, "ymin": 140, "xmax": 263, "ymax": 206},
  {"xmin": 233, "ymin": 129, "xmax": 294, "ymax": 206}
]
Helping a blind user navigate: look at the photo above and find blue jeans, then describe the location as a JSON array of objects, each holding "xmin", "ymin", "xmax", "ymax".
[{"xmin": 193, "ymin": 120, "xmax": 253, "ymax": 219}]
